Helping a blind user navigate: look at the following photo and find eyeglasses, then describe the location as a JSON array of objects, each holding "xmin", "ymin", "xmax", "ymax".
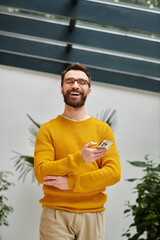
[{"xmin": 64, "ymin": 78, "xmax": 90, "ymax": 87}]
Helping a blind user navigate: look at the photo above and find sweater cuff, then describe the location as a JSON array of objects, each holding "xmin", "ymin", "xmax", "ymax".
[
  {"xmin": 68, "ymin": 151, "xmax": 85, "ymax": 169},
  {"xmin": 68, "ymin": 174, "xmax": 77, "ymax": 190}
]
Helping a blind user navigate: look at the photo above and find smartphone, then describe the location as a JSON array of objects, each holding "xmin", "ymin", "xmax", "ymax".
[{"xmin": 97, "ymin": 140, "xmax": 113, "ymax": 149}]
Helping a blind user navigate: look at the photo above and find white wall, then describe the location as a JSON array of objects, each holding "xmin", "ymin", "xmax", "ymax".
[{"xmin": 0, "ymin": 65, "xmax": 159, "ymax": 240}]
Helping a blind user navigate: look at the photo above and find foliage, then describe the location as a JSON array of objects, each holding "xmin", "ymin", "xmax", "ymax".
[
  {"xmin": 12, "ymin": 152, "xmax": 35, "ymax": 182},
  {"xmin": 12, "ymin": 114, "xmax": 40, "ymax": 182},
  {"xmin": 12, "ymin": 109, "xmax": 117, "ymax": 182},
  {"xmin": 96, "ymin": 109, "xmax": 117, "ymax": 132},
  {"xmin": 118, "ymin": 0, "xmax": 160, "ymax": 9},
  {"xmin": 0, "ymin": 171, "xmax": 14, "ymax": 226},
  {"xmin": 122, "ymin": 155, "xmax": 160, "ymax": 240}
]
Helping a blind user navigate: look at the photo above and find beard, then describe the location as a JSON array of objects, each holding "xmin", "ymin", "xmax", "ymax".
[{"xmin": 62, "ymin": 88, "xmax": 88, "ymax": 108}]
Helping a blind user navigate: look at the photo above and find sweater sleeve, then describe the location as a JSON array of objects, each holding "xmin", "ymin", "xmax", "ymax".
[
  {"xmin": 68, "ymin": 126, "xmax": 121, "ymax": 193},
  {"xmin": 34, "ymin": 123, "xmax": 84, "ymax": 184}
]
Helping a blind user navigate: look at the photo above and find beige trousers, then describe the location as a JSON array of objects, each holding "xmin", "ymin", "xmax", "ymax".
[{"xmin": 40, "ymin": 207, "xmax": 105, "ymax": 240}]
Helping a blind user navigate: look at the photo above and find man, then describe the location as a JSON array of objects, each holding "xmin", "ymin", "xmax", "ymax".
[{"xmin": 34, "ymin": 62, "xmax": 121, "ymax": 240}]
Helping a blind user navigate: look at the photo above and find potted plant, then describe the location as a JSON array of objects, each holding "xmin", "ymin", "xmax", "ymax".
[{"xmin": 122, "ymin": 155, "xmax": 160, "ymax": 240}]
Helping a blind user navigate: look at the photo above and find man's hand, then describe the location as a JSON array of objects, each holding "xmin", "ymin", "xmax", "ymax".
[
  {"xmin": 43, "ymin": 175, "xmax": 69, "ymax": 190},
  {"xmin": 81, "ymin": 142, "xmax": 107, "ymax": 163}
]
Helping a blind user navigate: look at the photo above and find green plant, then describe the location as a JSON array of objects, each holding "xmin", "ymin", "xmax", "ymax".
[
  {"xmin": 0, "ymin": 171, "xmax": 14, "ymax": 226},
  {"xmin": 96, "ymin": 108, "xmax": 117, "ymax": 132},
  {"xmin": 122, "ymin": 155, "xmax": 160, "ymax": 240},
  {"xmin": 12, "ymin": 109, "xmax": 117, "ymax": 182},
  {"xmin": 12, "ymin": 114, "xmax": 40, "ymax": 182}
]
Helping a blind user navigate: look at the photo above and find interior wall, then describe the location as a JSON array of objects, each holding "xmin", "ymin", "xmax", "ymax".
[{"xmin": 0, "ymin": 65, "xmax": 159, "ymax": 240}]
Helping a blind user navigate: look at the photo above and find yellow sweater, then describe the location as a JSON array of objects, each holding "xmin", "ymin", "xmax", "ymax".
[{"xmin": 34, "ymin": 115, "xmax": 121, "ymax": 212}]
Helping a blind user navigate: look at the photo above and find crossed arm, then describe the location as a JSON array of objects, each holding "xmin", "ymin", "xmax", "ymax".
[
  {"xmin": 34, "ymin": 124, "xmax": 121, "ymax": 193},
  {"xmin": 43, "ymin": 142, "xmax": 107, "ymax": 190}
]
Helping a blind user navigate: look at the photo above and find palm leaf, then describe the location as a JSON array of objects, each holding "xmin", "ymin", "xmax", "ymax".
[
  {"xmin": 27, "ymin": 114, "xmax": 41, "ymax": 146},
  {"xmin": 96, "ymin": 108, "xmax": 117, "ymax": 132},
  {"xmin": 12, "ymin": 152, "xmax": 35, "ymax": 182},
  {"xmin": 26, "ymin": 114, "xmax": 41, "ymax": 129},
  {"xmin": 12, "ymin": 115, "xmax": 41, "ymax": 182}
]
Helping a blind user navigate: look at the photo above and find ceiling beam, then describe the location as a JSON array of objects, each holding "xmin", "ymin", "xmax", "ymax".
[
  {"xmin": 0, "ymin": 13, "xmax": 159, "ymax": 59},
  {"xmin": 1, "ymin": 51, "xmax": 159, "ymax": 93},
  {"xmin": 0, "ymin": 35, "xmax": 159, "ymax": 79},
  {"xmin": 0, "ymin": 0, "xmax": 160, "ymax": 34}
]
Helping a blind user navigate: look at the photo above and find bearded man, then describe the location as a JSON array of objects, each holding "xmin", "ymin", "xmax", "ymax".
[{"xmin": 34, "ymin": 62, "xmax": 121, "ymax": 240}]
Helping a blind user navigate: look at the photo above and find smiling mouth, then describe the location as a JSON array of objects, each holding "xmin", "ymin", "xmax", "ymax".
[{"xmin": 70, "ymin": 92, "xmax": 80, "ymax": 96}]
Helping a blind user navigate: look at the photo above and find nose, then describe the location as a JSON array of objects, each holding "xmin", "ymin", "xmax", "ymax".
[{"xmin": 72, "ymin": 80, "xmax": 79, "ymax": 88}]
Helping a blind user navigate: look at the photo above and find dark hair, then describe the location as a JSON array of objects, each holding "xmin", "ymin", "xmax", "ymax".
[{"xmin": 61, "ymin": 62, "xmax": 91, "ymax": 87}]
